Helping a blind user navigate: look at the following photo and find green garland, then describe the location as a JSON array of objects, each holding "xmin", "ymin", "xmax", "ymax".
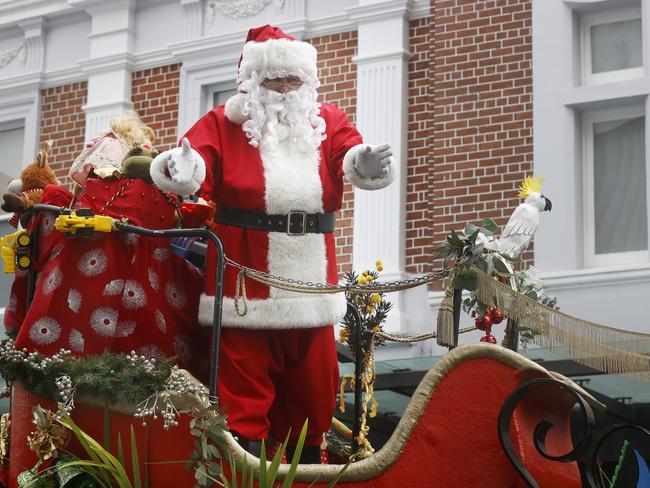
[{"xmin": 0, "ymin": 339, "xmax": 173, "ymax": 405}]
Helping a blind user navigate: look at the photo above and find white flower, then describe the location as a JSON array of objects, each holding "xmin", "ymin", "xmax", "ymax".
[
  {"xmin": 42, "ymin": 267, "xmax": 63, "ymax": 295},
  {"xmin": 153, "ymin": 248, "xmax": 170, "ymax": 262},
  {"xmin": 103, "ymin": 279, "xmax": 125, "ymax": 296},
  {"xmin": 78, "ymin": 249, "xmax": 108, "ymax": 277},
  {"xmin": 122, "ymin": 281, "xmax": 147, "ymax": 310},
  {"xmin": 28, "ymin": 317, "xmax": 61, "ymax": 345},
  {"xmin": 67, "ymin": 289, "xmax": 82, "ymax": 313},
  {"xmin": 165, "ymin": 282, "xmax": 186, "ymax": 309},
  {"xmin": 69, "ymin": 329, "xmax": 84, "ymax": 352},
  {"xmin": 147, "ymin": 268, "xmax": 159, "ymax": 291},
  {"xmin": 155, "ymin": 309, "xmax": 166, "ymax": 333}
]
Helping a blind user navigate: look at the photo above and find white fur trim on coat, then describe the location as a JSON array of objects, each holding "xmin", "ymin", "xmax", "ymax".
[
  {"xmin": 342, "ymin": 144, "xmax": 396, "ymax": 190},
  {"xmin": 224, "ymin": 93, "xmax": 248, "ymax": 125},
  {"xmin": 199, "ymin": 293, "xmax": 347, "ymax": 329},
  {"xmin": 239, "ymin": 38, "xmax": 317, "ymax": 81},
  {"xmin": 149, "ymin": 147, "xmax": 206, "ymax": 195}
]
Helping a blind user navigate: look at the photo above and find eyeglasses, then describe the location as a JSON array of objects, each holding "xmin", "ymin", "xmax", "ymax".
[{"xmin": 261, "ymin": 76, "xmax": 304, "ymax": 91}]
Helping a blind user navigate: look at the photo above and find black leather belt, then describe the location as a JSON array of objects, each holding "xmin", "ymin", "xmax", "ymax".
[{"xmin": 215, "ymin": 207, "xmax": 335, "ymax": 235}]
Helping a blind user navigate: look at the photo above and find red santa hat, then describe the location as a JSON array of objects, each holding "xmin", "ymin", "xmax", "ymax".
[
  {"xmin": 226, "ymin": 25, "xmax": 319, "ymax": 124},
  {"xmin": 237, "ymin": 24, "xmax": 318, "ymax": 82}
]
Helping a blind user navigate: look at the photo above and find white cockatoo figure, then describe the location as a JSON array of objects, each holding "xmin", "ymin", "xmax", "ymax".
[{"xmin": 485, "ymin": 176, "xmax": 551, "ymax": 259}]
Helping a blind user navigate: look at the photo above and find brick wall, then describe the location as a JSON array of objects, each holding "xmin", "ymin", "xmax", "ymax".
[
  {"xmin": 309, "ymin": 31, "xmax": 358, "ymax": 274},
  {"xmin": 407, "ymin": 16, "xmax": 434, "ymax": 275},
  {"xmin": 39, "ymin": 82, "xmax": 87, "ymax": 185},
  {"xmin": 432, "ymin": 0, "xmax": 534, "ymax": 267},
  {"xmin": 132, "ymin": 64, "xmax": 181, "ymax": 152}
]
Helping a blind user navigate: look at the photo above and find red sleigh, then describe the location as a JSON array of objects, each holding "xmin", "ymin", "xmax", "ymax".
[{"xmin": 1, "ymin": 205, "xmax": 640, "ymax": 487}]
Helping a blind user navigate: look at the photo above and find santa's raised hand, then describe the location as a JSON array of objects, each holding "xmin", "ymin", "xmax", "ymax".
[
  {"xmin": 353, "ymin": 143, "xmax": 393, "ymax": 179},
  {"xmin": 150, "ymin": 138, "xmax": 206, "ymax": 195}
]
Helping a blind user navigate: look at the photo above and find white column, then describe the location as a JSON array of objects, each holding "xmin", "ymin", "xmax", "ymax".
[
  {"xmin": 347, "ymin": 0, "xmax": 421, "ymax": 341},
  {"xmin": 73, "ymin": 0, "xmax": 136, "ymax": 140}
]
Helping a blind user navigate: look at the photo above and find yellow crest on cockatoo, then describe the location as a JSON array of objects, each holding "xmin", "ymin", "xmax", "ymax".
[{"xmin": 518, "ymin": 176, "xmax": 546, "ymax": 199}]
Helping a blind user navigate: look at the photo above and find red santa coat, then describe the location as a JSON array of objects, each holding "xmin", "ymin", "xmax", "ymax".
[{"xmin": 183, "ymin": 103, "xmax": 363, "ymax": 329}]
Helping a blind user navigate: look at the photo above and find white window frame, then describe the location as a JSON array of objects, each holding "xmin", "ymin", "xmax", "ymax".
[
  {"xmin": 583, "ymin": 105, "xmax": 649, "ymax": 268},
  {"xmin": 0, "ymin": 119, "xmax": 26, "ymax": 222},
  {"xmin": 581, "ymin": 6, "xmax": 644, "ymax": 86},
  {"xmin": 205, "ymin": 82, "xmax": 237, "ymax": 112}
]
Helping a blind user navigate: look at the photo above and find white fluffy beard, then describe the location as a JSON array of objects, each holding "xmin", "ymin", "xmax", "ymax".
[{"xmin": 240, "ymin": 81, "xmax": 326, "ymax": 155}]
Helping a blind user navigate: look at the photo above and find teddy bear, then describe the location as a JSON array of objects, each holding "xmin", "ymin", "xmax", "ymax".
[{"xmin": 1, "ymin": 140, "xmax": 57, "ymax": 227}]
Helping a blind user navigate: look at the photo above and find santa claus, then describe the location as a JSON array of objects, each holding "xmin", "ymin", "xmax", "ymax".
[{"xmin": 150, "ymin": 25, "xmax": 394, "ymax": 463}]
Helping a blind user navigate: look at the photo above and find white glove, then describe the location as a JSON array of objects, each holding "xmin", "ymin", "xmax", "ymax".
[
  {"xmin": 162, "ymin": 138, "xmax": 198, "ymax": 184},
  {"xmin": 353, "ymin": 143, "xmax": 393, "ymax": 179},
  {"xmin": 150, "ymin": 138, "xmax": 206, "ymax": 195}
]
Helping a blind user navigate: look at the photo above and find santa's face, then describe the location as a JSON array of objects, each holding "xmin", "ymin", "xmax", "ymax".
[
  {"xmin": 261, "ymin": 76, "xmax": 304, "ymax": 93},
  {"xmin": 241, "ymin": 75, "xmax": 326, "ymax": 153}
]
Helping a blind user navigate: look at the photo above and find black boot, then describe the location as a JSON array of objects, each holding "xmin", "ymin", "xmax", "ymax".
[
  {"xmin": 286, "ymin": 445, "xmax": 322, "ymax": 464},
  {"xmin": 232, "ymin": 432, "xmax": 263, "ymax": 458}
]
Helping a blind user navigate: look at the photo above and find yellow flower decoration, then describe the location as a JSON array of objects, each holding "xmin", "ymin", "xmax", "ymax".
[
  {"xmin": 370, "ymin": 293, "xmax": 381, "ymax": 304},
  {"xmin": 375, "ymin": 259, "xmax": 383, "ymax": 272},
  {"xmin": 371, "ymin": 325, "xmax": 380, "ymax": 332}
]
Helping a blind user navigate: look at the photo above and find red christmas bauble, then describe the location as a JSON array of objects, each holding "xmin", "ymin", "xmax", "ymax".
[
  {"xmin": 475, "ymin": 316, "xmax": 486, "ymax": 331},
  {"xmin": 480, "ymin": 334, "xmax": 497, "ymax": 344},
  {"xmin": 483, "ymin": 314, "xmax": 492, "ymax": 328},
  {"xmin": 491, "ymin": 308, "xmax": 504, "ymax": 324}
]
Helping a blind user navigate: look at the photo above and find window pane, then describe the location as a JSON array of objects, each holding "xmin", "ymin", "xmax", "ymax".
[
  {"xmin": 213, "ymin": 89, "xmax": 238, "ymax": 108},
  {"xmin": 0, "ymin": 126, "xmax": 25, "ymax": 216},
  {"xmin": 593, "ymin": 116, "xmax": 647, "ymax": 254},
  {"xmin": 591, "ymin": 18, "xmax": 642, "ymax": 73}
]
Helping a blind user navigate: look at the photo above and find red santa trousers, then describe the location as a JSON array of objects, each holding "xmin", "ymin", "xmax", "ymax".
[{"xmin": 217, "ymin": 325, "xmax": 339, "ymax": 447}]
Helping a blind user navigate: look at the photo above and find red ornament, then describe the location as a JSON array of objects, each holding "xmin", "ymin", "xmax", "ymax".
[
  {"xmin": 482, "ymin": 314, "xmax": 492, "ymax": 329},
  {"xmin": 491, "ymin": 308, "xmax": 504, "ymax": 324},
  {"xmin": 475, "ymin": 316, "xmax": 486, "ymax": 331},
  {"xmin": 480, "ymin": 335, "xmax": 497, "ymax": 344}
]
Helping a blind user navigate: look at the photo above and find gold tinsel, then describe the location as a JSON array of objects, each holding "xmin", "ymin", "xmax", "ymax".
[
  {"xmin": 473, "ymin": 268, "xmax": 650, "ymax": 382},
  {"xmin": 27, "ymin": 407, "xmax": 69, "ymax": 460}
]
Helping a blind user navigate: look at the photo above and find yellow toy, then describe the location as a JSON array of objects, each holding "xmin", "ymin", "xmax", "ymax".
[
  {"xmin": 54, "ymin": 210, "xmax": 113, "ymax": 237},
  {"xmin": 1, "ymin": 229, "xmax": 32, "ymax": 273}
]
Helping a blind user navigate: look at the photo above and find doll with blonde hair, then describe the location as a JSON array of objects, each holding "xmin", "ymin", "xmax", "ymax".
[{"xmin": 68, "ymin": 111, "xmax": 155, "ymax": 188}]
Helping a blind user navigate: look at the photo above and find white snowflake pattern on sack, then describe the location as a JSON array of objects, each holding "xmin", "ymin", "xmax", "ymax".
[
  {"xmin": 7, "ymin": 293, "xmax": 17, "ymax": 313},
  {"xmin": 103, "ymin": 279, "xmax": 125, "ymax": 296},
  {"xmin": 147, "ymin": 268, "xmax": 159, "ymax": 291},
  {"xmin": 90, "ymin": 308, "xmax": 137, "ymax": 337},
  {"xmin": 42, "ymin": 267, "xmax": 63, "ymax": 295},
  {"xmin": 165, "ymin": 282, "xmax": 186, "ymax": 309},
  {"xmin": 29, "ymin": 317, "xmax": 62, "ymax": 345},
  {"xmin": 40, "ymin": 215, "xmax": 54, "ymax": 236},
  {"xmin": 69, "ymin": 329, "xmax": 85, "ymax": 352},
  {"xmin": 122, "ymin": 280, "xmax": 147, "ymax": 310},
  {"xmin": 153, "ymin": 248, "xmax": 170, "ymax": 262},
  {"xmin": 173, "ymin": 335, "xmax": 191, "ymax": 364},
  {"xmin": 154, "ymin": 309, "xmax": 166, "ymax": 333},
  {"xmin": 137, "ymin": 344, "xmax": 166, "ymax": 362},
  {"xmin": 67, "ymin": 289, "xmax": 82, "ymax": 313},
  {"xmin": 78, "ymin": 249, "xmax": 108, "ymax": 277}
]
